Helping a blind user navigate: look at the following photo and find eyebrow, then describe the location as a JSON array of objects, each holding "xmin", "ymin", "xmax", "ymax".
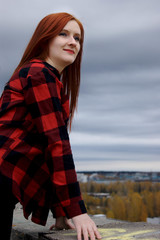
[{"xmin": 61, "ymin": 29, "xmax": 81, "ymax": 37}]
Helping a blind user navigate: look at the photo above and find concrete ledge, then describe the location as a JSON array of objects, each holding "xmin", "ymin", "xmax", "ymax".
[
  {"xmin": 12, "ymin": 204, "xmax": 160, "ymax": 240},
  {"xmin": 11, "ymin": 204, "xmax": 53, "ymax": 240},
  {"xmin": 39, "ymin": 222, "xmax": 160, "ymax": 240}
]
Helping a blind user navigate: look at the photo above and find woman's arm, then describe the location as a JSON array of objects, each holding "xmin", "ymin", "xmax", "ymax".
[
  {"xmin": 21, "ymin": 68, "xmax": 86, "ymax": 218},
  {"xmin": 21, "ymin": 67, "xmax": 101, "ymax": 240}
]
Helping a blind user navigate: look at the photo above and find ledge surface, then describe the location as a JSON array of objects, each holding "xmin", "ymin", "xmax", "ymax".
[{"xmin": 11, "ymin": 204, "xmax": 160, "ymax": 240}]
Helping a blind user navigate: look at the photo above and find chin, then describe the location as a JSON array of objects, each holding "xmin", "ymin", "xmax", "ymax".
[{"xmin": 63, "ymin": 58, "xmax": 76, "ymax": 67}]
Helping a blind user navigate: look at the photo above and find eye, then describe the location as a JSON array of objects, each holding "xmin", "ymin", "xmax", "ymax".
[
  {"xmin": 59, "ymin": 32, "xmax": 67, "ymax": 37},
  {"xmin": 74, "ymin": 36, "xmax": 81, "ymax": 42}
]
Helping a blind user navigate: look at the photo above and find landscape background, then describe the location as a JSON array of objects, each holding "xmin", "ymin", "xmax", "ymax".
[
  {"xmin": 0, "ymin": 0, "xmax": 160, "ymax": 171},
  {"xmin": 79, "ymin": 175, "xmax": 160, "ymax": 223}
]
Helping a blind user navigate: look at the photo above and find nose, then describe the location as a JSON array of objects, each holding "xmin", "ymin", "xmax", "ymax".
[{"xmin": 68, "ymin": 36, "xmax": 77, "ymax": 46}]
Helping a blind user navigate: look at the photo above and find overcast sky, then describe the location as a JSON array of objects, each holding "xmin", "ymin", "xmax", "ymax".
[{"xmin": 0, "ymin": 0, "xmax": 160, "ymax": 171}]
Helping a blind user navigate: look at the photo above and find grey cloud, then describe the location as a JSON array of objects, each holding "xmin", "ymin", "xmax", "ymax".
[
  {"xmin": 74, "ymin": 65, "xmax": 160, "ymax": 141},
  {"xmin": 0, "ymin": 0, "xmax": 160, "ymax": 170},
  {"xmin": 82, "ymin": 27, "xmax": 160, "ymax": 74}
]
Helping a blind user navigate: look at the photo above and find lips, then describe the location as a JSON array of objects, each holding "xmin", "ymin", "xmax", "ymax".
[{"xmin": 63, "ymin": 49, "xmax": 75, "ymax": 54}]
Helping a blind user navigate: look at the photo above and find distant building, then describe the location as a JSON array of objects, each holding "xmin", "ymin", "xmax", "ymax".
[
  {"xmin": 88, "ymin": 192, "xmax": 110, "ymax": 199},
  {"xmin": 77, "ymin": 173, "xmax": 88, "ymax": 183},
  {"xmin": 77, "ymin": 171, "xmax": 160, "ymax": 183}
]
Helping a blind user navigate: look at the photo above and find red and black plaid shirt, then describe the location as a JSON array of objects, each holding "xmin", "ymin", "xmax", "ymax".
[{"xmin": 0, "ymin": 59, "xmax": 86, "ymax": 225}]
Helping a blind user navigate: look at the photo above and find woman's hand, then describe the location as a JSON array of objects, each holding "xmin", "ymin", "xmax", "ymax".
[
  {"xmin": 50, "ymin": 216, "xmax": 75, "ymax": 230},
  {"xmin": 72, "ymin": 213, "xmax": 102, "ymax": 240}
]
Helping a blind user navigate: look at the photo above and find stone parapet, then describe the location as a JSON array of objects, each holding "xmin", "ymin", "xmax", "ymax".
[{"xmin": 11, "ymin": 205, "xmax": 160, "ymax": 240}]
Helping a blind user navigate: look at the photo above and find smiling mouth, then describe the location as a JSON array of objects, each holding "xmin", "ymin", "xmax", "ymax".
[{"xmin": 63, "ymin": 49, "xmax": 75, "ymax": 54}]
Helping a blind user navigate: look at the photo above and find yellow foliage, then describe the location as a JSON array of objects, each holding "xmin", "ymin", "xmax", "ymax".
[
  {"xmin": 107, "ymin": 210, "xmax": 114, "ymax": 219},
  {"xmin": 80, "ymin": 181, "xmax": 160, "ymax": 222}
]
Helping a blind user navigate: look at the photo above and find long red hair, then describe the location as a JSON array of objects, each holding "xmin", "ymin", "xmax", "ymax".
[{"xmin": 14, "ymin": 12, "xmax": 84, "ymax": 129}]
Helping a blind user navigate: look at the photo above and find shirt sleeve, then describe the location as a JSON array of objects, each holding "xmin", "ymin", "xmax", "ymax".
[
  {"xmin": 51, "ymin": 204, "xmax": 66, "ymax": 218},
  {"xmin": 21, "ymin": 68, "xmax": 87, "ymax": 219}
]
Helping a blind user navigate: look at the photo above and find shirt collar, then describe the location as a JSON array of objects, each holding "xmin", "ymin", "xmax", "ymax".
[
  {"xmin": 43, "ymin": 61, "xmax": 61, "ymax": 80},
  {"xmin": 30, "ymin": 59, "xmax": 61, "ymax": 80}
]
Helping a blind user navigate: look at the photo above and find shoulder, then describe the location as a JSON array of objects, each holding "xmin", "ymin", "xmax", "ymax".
[
  {"xmin": 18, "ymin": 59, "xmax": 62, "ymax": 88},
  {"xmin": 19, "ymin": 59, "xmax": 50, "ymax": 78}
]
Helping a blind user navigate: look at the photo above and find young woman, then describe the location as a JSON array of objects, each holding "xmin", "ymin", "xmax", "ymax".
[{"xmin": 0, "ymin": 12, "xmax": 101, "ymax": 240}]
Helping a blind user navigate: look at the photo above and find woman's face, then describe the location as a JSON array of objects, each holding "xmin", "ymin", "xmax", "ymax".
[{"xmin": 46, "ymin": 20, "xmax": 81, "ymax": 73}]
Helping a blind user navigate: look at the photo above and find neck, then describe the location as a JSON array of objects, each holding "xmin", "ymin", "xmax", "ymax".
[{"xmin": 45, "ymin": 57, "xmax": 64, "ymax": 74}]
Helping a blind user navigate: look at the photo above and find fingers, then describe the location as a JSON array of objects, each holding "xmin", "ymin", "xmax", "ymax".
[
  {"xmin": 84, "ymin": 224, "xmax": 101, "ymax": 240},
  {"xmin": 51, "ymin": 217, "xmax": 101, "ymax": 240},
  {"xmin": 49, "ymin": 224, "xmax": 55, "ymax": 230},
  {"xmin": 77, "ymin": 224, "xmax": 101, "ymax": 240},
  {"xmin": 77, "ymin": 226, "xmax": 82, "ymax": 240},
  {"xmin": 64, "ymin": 218, "xmax": 75, "ymax": 229},
  {"xmin": 72, "ymin": 214, "xmax": 102, "ymax": 240},
  {"xmin": 92, "ymin": 222, "xmax": 101, "ymax": 239},
  {"xmin": 50, "ymin": 224, "xmax": 64, "ymax": 230},
  {"xmin": 94, "ymin": 227, "xmax": 102, "ymax": 239},
  {"xmin": 82, "ymin": 227, "xmax": 90, "ymax": 240},
  {"xmin": 87, "ymin": 226, "xmax": 95, "ymax": 240}
]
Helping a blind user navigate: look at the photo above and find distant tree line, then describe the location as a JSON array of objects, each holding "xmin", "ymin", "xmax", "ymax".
[{"xmin": 80, "ymin": 181, "xmax": 160, "ymax": 222}]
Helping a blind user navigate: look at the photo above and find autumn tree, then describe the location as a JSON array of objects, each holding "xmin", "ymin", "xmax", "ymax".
[
  {"xmin": 107, "ymin": 195, "xmax": 126, "ymax": 220},
  {"xmin": 126, "ymin": 192, "xmax": 147, "ymax": 222},
  {"xmin": 80, "ymin": 180, "xmax": 160, "ymax": 221}
]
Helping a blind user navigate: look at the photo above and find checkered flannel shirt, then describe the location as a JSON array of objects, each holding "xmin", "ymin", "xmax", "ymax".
[{"xmin": 0, "ymin": 59, "xmax": 86, "ymax": 225}]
